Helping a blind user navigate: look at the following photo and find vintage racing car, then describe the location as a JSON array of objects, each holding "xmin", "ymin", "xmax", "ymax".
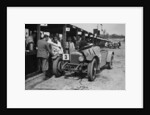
[{"xmin": 52, "ymin": 43, "xmax": 114, "ymax": 81}]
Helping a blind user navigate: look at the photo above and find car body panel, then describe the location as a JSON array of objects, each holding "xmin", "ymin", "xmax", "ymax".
[
  {"xmin": 100, "ymin": 49, "xmax": 108, "ymax": 68},
  {"xmin": 81, "ymin": 45, "xmax": 101, "ymax": 62},
  {"xmin": 106, "ymin": 51, "xmax": 114, "ymax": 62}
]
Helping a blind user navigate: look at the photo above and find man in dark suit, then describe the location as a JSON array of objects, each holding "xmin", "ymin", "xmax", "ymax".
[
  {"xmin": 79, "ymin": 35, "xmax": 88, "ymax": 49},
  {"xmin": 37, "ymin": 34, "xmax": 53, "ymax": 79}
]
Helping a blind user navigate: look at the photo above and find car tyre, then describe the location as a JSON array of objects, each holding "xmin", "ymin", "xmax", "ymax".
[
  {"xmin": 53, "ymin": 57, "xmax": 63, "ymax": 77},
  {"xmin": 87, "ymin": 58, "xmax": 97, "ymax": 81}
]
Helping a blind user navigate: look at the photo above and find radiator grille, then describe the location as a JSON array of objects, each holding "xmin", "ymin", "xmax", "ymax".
[{"xmin": 70, "ymin": 54, "xmax": 80, "ymax": 64}]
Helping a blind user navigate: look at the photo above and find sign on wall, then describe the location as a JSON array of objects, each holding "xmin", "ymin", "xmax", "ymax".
[
  {"xmin": 85, "ymin": 34, "xmax": 88, "ymax": 36},
  {"xmin": 90, "ymin": 35, "xmax": 93, "ymax": 37},
  {"xmin": 66, "ymin": 27, "xmax": 70, "ymax": 31},
  {"xmin": 78, "ymin": 31, "xmax": 82, "ymax": 35},
  {"xmin": 40, "ymin": 24, "xmax": 48, "ymax": 26}
]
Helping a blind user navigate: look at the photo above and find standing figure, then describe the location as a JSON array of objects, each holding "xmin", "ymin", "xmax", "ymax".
[
  {"xmin": 67, "ymin": 37, "xmax": 75, "ymax": 53},
  {"xmin": 79, "ymin": 35, "xmax": 88, "ymax": 49},
  {"xmin": 118, "ymin": 41, "xmax": 121, "ymax": 48},
  {"xmin": 75, "ymin": 36, "xmax": 81, "ymax": 50},
  {"xmin": 37, "ymin": 34, "xmax": 53, "ymax": 79},
  {"xmin": 26, "ymin": 34, "xmax": 34, "ymax": 51},
  {"xmin": 48, "ymin": 34, "xmax": 64, "ymax": 55}
]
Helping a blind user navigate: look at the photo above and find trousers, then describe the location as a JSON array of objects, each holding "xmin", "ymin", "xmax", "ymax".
[{"xmin": 38, "ymin": 57, "xmax": 48, "ymax": 72}]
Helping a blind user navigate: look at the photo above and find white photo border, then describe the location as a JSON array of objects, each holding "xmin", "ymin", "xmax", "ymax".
[{"xmin": 7, "ymin": 7, "xmax": 143, "ymax": 108}]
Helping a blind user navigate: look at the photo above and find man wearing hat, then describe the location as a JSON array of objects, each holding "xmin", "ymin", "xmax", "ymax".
[
  {"xmin": 37, "ymin": 34, "xmax": 53, "ymax": 79},
  {"xmin": 79, "ymin": 35, "xmax": 88, "ymax": 49}
]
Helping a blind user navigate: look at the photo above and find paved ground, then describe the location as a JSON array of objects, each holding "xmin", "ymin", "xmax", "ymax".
[{"xmin": 26, "ymin": 39, "xmax": 125, "ymax": 90}]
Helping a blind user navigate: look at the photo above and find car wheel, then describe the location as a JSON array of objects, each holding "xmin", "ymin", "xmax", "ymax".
[
  {"xmin": 53, "ymin": 57, "xmax": 63, "ymax": 77},
  {"xmin": 107, "ymin": 54, "xmax": 114, "ymax": 69},
  {"xmin": 87, "ymin": 58, "xmax": 97, "ymax": 81}
]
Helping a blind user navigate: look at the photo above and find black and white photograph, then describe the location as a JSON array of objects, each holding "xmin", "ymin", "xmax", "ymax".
[
  {"xmin": 7, "ymin": 7, "xmax": 143, "ymax": 108},
  {"xmin": 25, "ymin": 24, "xmax": 125, "ymax": 90}
]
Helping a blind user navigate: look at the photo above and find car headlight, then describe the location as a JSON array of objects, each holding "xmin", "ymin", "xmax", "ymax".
[{"xmin": 78, "ymin": 55, "xmax": 84, "ymax": 62}]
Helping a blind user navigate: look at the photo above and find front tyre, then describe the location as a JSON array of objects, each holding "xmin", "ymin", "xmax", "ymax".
[
  {"xmin": 53, "ymin": 57, "xmax": 63, "ymax": 77},
  {"xmin": 87, "ymin": 58, "xmax": 98, "ymax": 81}
]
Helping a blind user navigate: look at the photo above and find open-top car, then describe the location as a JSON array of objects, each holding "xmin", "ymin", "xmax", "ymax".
[{"xmin": 52, "ymin": 43, "xmax": 114, "ymax": 81}]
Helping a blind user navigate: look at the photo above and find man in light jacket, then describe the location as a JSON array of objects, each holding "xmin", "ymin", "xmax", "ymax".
[{"xmin": 37, "ymin": 34, "xmax": 53, "ymax": 79}]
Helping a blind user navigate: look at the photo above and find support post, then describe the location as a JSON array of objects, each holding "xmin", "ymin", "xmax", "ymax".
[
  {"xmin": 63, "ymin": 24, "xmax": 67, "ymax": 53},
  {"xmin": 37, "ymin": 24, "xmax": 41, "ymax": 72}
]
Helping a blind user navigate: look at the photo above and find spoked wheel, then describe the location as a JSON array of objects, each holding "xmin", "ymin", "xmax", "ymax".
[{"xmin": 87, "ymin": 58, "xmax": 98, "ymax": 81}]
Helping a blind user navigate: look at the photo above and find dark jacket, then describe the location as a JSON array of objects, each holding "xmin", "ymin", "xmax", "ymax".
[
  {"xmin": 37, "ymin": 39, "xmax": 51, "ymax": 58},
  {"xmin": 79, "ymin": 39, "xmax": 88, "ymax": 49}
]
